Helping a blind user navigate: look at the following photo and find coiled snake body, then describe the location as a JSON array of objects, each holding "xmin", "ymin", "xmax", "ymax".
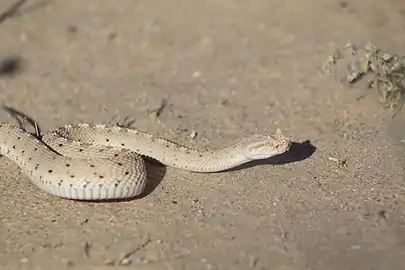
[{"xmin": 0, "ymin": 123, "xmax": 291, "ymax": 200}]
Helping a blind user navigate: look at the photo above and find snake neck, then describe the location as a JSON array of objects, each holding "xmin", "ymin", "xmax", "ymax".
[{"xmin": 145, "ymin": 147, "xmax": 248, "ymax": 173}]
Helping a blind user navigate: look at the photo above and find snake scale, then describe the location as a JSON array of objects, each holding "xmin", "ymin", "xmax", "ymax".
[{"xmin": 0, "ymin": 123, "xmax": 291, "ymax": 200}]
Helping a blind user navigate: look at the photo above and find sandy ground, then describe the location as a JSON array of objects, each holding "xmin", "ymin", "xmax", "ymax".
[{"xmin": 0, "ymin": 0, "xmax": 405, "ymax": 269}]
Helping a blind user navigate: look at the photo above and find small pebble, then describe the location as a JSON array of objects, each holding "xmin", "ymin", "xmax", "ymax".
[
  {"xmin": 119, "ymin": 257, "xmax": 132, "ymax": 265},
  {"xmin": 190, "ymin": 131, "xmax": 197, "ymax": 139},
  {"xmin": 79, "ymin": 218, "xmax": 89, "ymax": 225},
  {"xmin": 192, "ymin": 71, "xmax": 202, "ymax": 78},
  {"xmin": 350, "ymin": 245, "xmax": 361, "ymax": 250},
  {"xmin": 382, "ymin": 53, "xmax": 393, "ymax": 61}
]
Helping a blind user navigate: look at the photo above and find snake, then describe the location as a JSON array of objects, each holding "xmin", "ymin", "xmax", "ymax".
[{"xmin": 0, "ymin": 122, "xmax": 291, "ymax": 200}]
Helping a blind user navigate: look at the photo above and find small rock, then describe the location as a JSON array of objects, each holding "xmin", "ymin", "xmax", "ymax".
[
  {"xmin": 79, "ymin": 218, "xmax": 89, "ymax": 225},
  {"xmin": 364, "ymin": 42, "xmax": 378, "ymax": 53},
  {"xmin": 382, "ymin": 53, "xmax": 393, "ymax": 61},
  {"xmin": 344, "ymin": 41, "xmax": 356, "ymax": 55},
  {"xmin": 377, "ymin": 210, "xmax": 387, "ymax": 219},
  {"xmin": 119, "ymin": 257, "xmax": 132, "ymax": 265},
  {"xmin": 347, "ymin": 61, "xmax": 363, "ymax": 82},
  {"xmin": 190, "ymin": 131, "xmax": 197, "ymax": 139},
  {"xmin": 192, "ymin": 71, "xmax": 202, "ymax": 79}
]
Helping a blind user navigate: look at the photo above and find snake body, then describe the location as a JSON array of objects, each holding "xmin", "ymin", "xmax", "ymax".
[{"xmin": 0, "ymin": 123, "xmax": 291, "ymax": 200}]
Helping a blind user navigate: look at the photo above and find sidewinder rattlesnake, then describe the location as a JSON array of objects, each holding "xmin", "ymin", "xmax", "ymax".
[{"xmin": 0, "ymin": 123, "xmax": 291, "ymax": 200}]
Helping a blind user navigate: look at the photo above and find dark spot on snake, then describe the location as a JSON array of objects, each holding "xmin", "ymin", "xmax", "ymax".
[
  {"xmin": 35, "ymin": 164, "xmax": 39, "ymax": 169},
  {"xmin": 17, "ymin": 136, "xmax": 20, "ymax": 140},
  {"xmin": 199, "ymin": 154, "xmax": 203, "ymax": 157},
  {"xmin": 6, "ymin": 150, "xmax": 9, "ymax": 154},
  {"xmin": 121, "ymin": 143, "xmax": 125, "ymax": 147},
  {"xmin": 186, "ymin": 150, "xmax": 190, "ymax": 154},
  {"xmin": 66, "ymin": 163, "xmax": 70, "ymax": 167},
  {"xmin": 117, "ymin": 162, "xmax": 123, "ymax": 166},
  {"xmin": 114, "ymin": 183, "xmax": 119, "ymax": 187},
  {"xmin": 79, "ymin": 148, "xmax": 83, "ymax": 152},
  {"xmin": 114, "ymin": 153, "xmax": 119, "ymax": 157},
  {"xmin": 12, "ymin": 145, "xmax": 16, "ymax": 149},
  {"xmin": 58, "ymin": 143, "xmax": 63, "ymax": 147},
  {"xmin": 99, "ymin": 148, "xmax": 104, "ymax": 152},
  {"xmin": 69, "ymin": 184, "xmax": 73, "ymax": 187},
  {"xmin": 125, "ymin": 171, "xmax": 129, "ymax": 175},
  {"xmin": 99, "ymin": 175, "xmax": 104, "ymax": 179},
  {"xmin": 106, "ymin": 139, "xmax": 110, "ymax": 142},
  {"xmin": 90, "ymin": 164, "xmax": 95, "ymax": 168},
  {"xmin": 165, "ymin": 144, "xmax": 169, "ymax": 148},
  {"xmin": 48, "ymin": 169, "xmax": 53, "ymax": 173},
  {"xmin": 28, "ymin": 157, "xmax": 32, "ymax": 161},
  {"xmin": 21, "ymin": 150, "xmax": 25, "ymax": 154},
  {"xmin": 70, "ymin": 175, "xmax": 75, "ymax": 178},
  {"xmin": 34, "ymin": 148, "xmax": 38, "ymax": 151}
]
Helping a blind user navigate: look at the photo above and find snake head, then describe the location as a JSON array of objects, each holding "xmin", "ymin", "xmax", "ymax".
[{"xmin": 242, "ymin": 129, "xmax": 291, "ymax": 160}]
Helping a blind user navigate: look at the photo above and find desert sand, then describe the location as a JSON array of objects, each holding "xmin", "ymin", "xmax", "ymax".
[{"xmin": 0, "ymin": 0, "xmax": 404, "ymax": 269}]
